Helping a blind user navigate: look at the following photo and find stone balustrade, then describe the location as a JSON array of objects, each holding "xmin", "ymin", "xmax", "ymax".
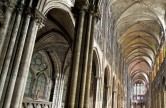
[{"xmin": 22, "ymin": 100, "xmax": 52, "ymax": 108}]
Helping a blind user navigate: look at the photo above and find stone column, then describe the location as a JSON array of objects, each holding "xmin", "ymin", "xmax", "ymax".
[
  {"xmin": 159, "ymin": 91, "xmax": 161, "ymax": 108},
  {"xmin": 3, "ymin": 5, "xmax": 32, "ymax": 108},
  {"xmin": 151, "ymin": 89, "xmax": 154, "ymax": 108},
  {"xmin": 159, "ymin": 48, "xmax": 164, "ymax": 64},
  {"xmin": 0, "ymin": 1, "xmax": 17, "ymax": 58},
  {"xmin": 107, "ymin": 85, "xmax": 112, "ymax": 108},
  {"xmin": 56, "ymin": 77, "xmax": 62, "ymax": 108},
  {"xmin": 119, "ymin": 94, "xmax": 121, "ymax": 108},
  {"xmin": 117, "ymin": 93, "xmax": 120, "ymax": 108},
  {"xmin": 0, "ymin": 9, "xmax": 16, "ymax": 76},
  {"xmin": 84, "ymin": 13, "xmax": 98, "ymax": 108},
  {"xmin": 52, "ymin": 76, "xmax": 59, "ymax": 108},
  {"xmin": 96, "ymin": 77, "xmax": 101, "ymax": 108},
  {"xmin": 68, "ymin": 5, "xmax": 86, "ymax": 108},
  {"xmin": 163, "ymin": 46, "xmax": 166, "ymax": 58},
  {"xmin": 106, "ymin": 86, "xmax": 109, "ymax": 108},
  {"xmin": 55, "ymin": 77, "xmax": 61, "ymax": 107},
  {"xmin": 157, "ymin": 90, "xmax": 158, "ymax": 108},
  {"xmin": 79, "ymin": 8, "xmax": 93, "ymax": 108},
  {"xmin": 113, "ymin": 91, "xmax": 117, "ymax": 108},
  {"xmin": 0, "ymin": 12, "xmax": 16, "ymax": 107},
  {"xmin": 164, "ymin": 91, "xmax": 166, "ymax": 108},
  {"xmin": 58, "ymin": 78, "xmax": 65, "ymax": 108},
  {"xmin": 0, "ymin": 3, "xmax": 23, "ymax": 100},
  {"xmin": 155, "ymin": 89, "xmax": 157, "ymax": 108},
  {"xmin": 52, "ymin": 76, "xmax": 65, "ymax": 108},
  {"xmin": 11, "ymin": 14, "xmax": 42, "ymax": 108},
  {"xmin": 149, "ymin": 72, "xmax": 152, "ymax": 108},
  {"xmin": 121, "ymin": 97, "xmax": 124, "ymax": 108},
  {"xmin": 157, "ymin": 56, "xmax": 160, "ymax": 71},
  {"xmin": 160, "ymin": 90, "xmax": 163, "ymax": 108}
]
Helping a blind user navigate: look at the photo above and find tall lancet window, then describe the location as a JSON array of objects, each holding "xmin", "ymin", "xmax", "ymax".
[
  {"xmin": 25, "ymin": 71, "xmax": 34, "ymax": 97},
  {"xmin": 36, "ymin": 74, "xmax": 47, "ymax": 99}
]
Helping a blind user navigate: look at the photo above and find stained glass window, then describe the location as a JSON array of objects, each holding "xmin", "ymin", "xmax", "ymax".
[
  {"xmin": 36, "ymin": 74, "xmax": 47, "ymax": 98},
  {"xmin": 25, "ymin": 71, "xmax": 34, "ymax": 97},
  {"xmin": 24, "ymin": 51, "xmax": 49, "ymax": 100}
]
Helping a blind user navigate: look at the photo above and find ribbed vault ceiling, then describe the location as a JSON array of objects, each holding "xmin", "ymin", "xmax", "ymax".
[{"xmin": 110, "ymin": 0, "xmax": 166, "ymax": 85}]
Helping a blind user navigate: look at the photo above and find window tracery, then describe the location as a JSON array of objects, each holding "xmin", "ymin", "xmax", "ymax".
[{"xmin": 24, "ymin": 51, "xmax": 51, "ymax": 101}]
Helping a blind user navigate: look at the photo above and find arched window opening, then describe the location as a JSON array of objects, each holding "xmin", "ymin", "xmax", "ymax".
[
  {"xmin": 25, "ymin": 71, "xmax": 34, "ymax": 97},
  {"xmin": 24, "ymin": 51, "xmax": 51, "ymax": 101},
  {"xmin": 90, "ymin": 58, "xmax": 97, "ymax": 108},
  {"xmin": 131, "ymin": 81, "xmax": 147, "ymax": 108},
  {"xmin": 132, "ymin": 82, "xmax": 146, "ymax": 96},
  {"xmin": 36, "ymin": 74, "xmax": 47, "ymax": 99},
  {"xmin": 112, "ymin": 77, "xmax": 115, "ymax": 108},
  {"xmin": 103, "ymin": 68, "xmax": 108, "ymax": 108}
]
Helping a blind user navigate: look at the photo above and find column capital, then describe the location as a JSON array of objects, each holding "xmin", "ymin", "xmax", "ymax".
[
  {"xmin": 24, "ymin": 6, "xmax": 31, "ymax": 15},
  {"xmin": 88, "ymin": 4, "xmax": 95, "ymax": 14},
  {"xmin": 15, "ymin": 2, "xmax": 24, "ymax": 14},
  {"xmin": 33, "ymin": 10, "xmax": 46, "ymax": 29},
  {"xmin": 106, "ymin": 84, "xmax": 111, "ymax": 88},
  {"xmin": 95, "ymin": 75, "xmax": 101, "ymax": 79},
  {"xmin": 75, "ymin": 1, "xmax": 89, "ymax": 10},
  {"xmin": 4, "ymin": 1, "xmax": 17, "ymax": 11},
  {"xmin": 72, "ymin": 1, "xmax": 90, "ymax": 20},
  {"xmin": 94, "ymin": 10, "xmax": 101, "ymax": 19},
  {"xmin": 0, "ymin": 1, "xmax": 11, "ymax": 25}
]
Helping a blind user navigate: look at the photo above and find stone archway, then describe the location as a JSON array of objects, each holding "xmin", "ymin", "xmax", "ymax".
[
  {"xmin": 102, "ymin": 66, "xmax": 110, "ymax": 108},
  {"xmin": 89, "ymin": 50, "xmax": 100, "ymax": 108},
  {"xmin": 22, "ymin": 5, "xmax": 74, "ymax": 108}
]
